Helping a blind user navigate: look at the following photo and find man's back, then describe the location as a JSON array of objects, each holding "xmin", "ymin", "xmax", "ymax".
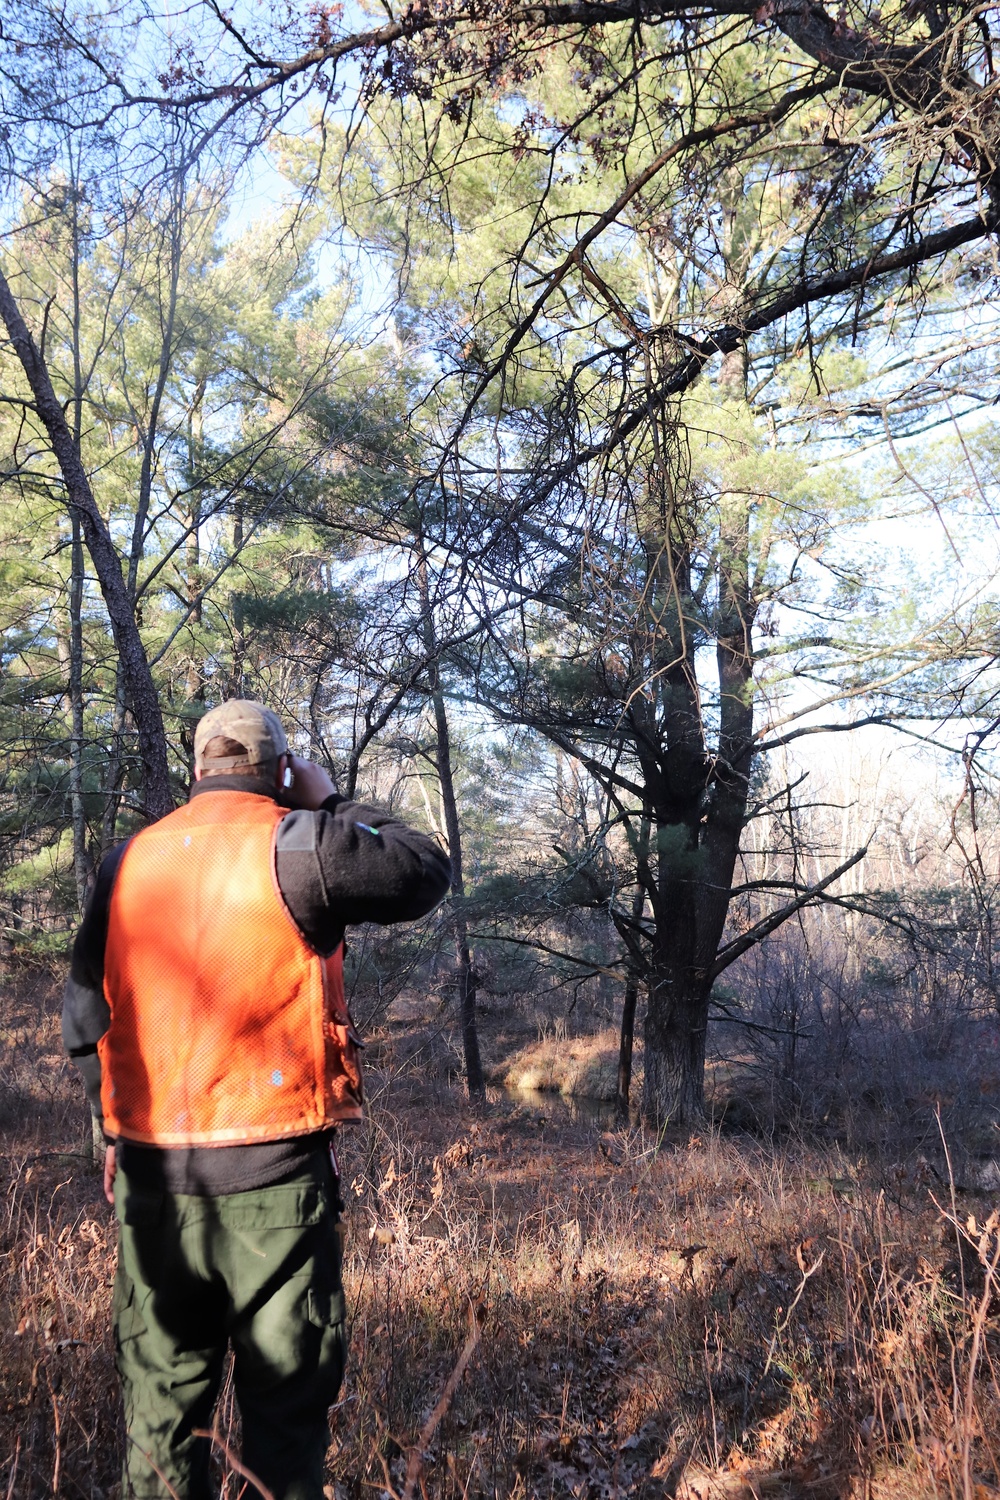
[
  {"xmin": 62, "ymin": 699, "xmax": 452, "ymax": 1500},
  {"xmin": 101, "ymin": 788, "xmax": 362, "ymax": 1146}
]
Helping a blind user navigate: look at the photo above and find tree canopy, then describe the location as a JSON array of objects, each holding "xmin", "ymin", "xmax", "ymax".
[{"xmin": 3, "ymin": 0, "xmax": 1000, "ymax": 1118}]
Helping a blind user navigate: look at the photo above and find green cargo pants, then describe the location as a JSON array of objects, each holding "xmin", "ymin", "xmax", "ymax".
[{"xmin": 113, "ymin": 1155, "xmax": 346, "ymax": 1500}]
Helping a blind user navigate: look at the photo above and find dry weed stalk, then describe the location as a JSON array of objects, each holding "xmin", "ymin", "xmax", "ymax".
[
  {"xmin": 398, "ymin": 1301, "xmax": 483, "ymax": 1500},
  {"xmin": 192, "ymin": 1424, "xmax": 276, "ymax": 1500}
]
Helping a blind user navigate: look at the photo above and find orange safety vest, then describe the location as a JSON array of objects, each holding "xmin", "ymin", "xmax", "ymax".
[{"xmin": 100, "ymin": 790, "xmax": 363, "ymax": 1146}]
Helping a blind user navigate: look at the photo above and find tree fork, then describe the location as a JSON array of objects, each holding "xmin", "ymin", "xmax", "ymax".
[{"xmin": 0, "ymin": 266, "xmax": 174, "ymax": 821}]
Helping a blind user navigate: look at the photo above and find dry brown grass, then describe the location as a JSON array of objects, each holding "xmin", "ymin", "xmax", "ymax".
[
  {"xmin": 0, "ymin": 970, "xmax": 120, "ymax": 1498},
  {"xmin": 2, "ymin": 974, "xmax": 1000, "ymax": 1500}
]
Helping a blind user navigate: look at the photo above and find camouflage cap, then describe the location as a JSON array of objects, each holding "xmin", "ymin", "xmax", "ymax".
[{"xmin": 193, "ymin": 700, "xmax": 289, "ymax": 772}]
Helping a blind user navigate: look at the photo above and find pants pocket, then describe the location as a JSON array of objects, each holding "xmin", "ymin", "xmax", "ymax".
[
  {"xmin": 306, "ymin": 1283, "xmax": 347, "ymax": 1409},
  {"xmin": 307, "ymin": 1284, "xmax": 346, "ymax": 1329},
  {"xmin": 113, "ymin": 1276, "xmax": 149, "ymax": 1346}
]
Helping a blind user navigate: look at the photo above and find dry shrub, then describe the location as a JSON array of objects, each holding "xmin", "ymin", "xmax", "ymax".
[
  {"xmin": 1, "ymin": 1156, "xmax": 120, "ymax": 1498},
  {"xmin": 503, "ymin": 1028, "xmax": 641, "ymax": 1101},
  {"xmin": 2, "ymin": 983, "xmax": 1000, "ymax": 1500}
]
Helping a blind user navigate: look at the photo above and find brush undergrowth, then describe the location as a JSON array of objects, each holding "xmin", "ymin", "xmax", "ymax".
[{"xmin": 2, "ymin": 974, "xmax": 1000, "ymax": 1500}]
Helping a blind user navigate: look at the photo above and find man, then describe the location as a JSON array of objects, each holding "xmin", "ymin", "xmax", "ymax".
[{"xmin": 63, "ymin": 700, "xmax": 451, "ymax": 1500}]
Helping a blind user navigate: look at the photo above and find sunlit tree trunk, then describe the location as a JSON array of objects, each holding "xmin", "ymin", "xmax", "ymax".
[
  {"xmin": 185, "ymin": 379, "xmax": 206, "ymax": 703},
  {"xmin": 100, "ymin": 675, "xmax": 129, "ymax": 856},
  {"xmin": 228, "ymin": 497, "xmax": 246, "ymax": 698},
  {"xmin": 67, "ymin": 514, "xmax": 89, "ymax": 907},
  {"xmin": 67, "ymin": 174, "xmax": 90, "ymax": 906},
  {"xmin": 0, "ymin": 268, "xmax": 174, "ymax": 820}
]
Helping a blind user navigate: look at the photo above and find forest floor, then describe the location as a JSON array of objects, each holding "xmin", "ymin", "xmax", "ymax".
[{"xmin": 2, "ymin": 973, "xmax": 1000, "ymax": 1500}]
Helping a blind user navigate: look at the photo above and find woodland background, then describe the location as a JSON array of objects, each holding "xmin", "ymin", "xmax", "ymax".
[{"xmin": 4, "ymin": 0, "xmax": 1000, "ymax": 1493}]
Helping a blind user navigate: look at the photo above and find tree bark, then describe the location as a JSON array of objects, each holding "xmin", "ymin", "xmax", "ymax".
[
  {"xmin": 0, "ymin": 266, "xmax": 173, "ymax": 820},
  {"xmin": 635, "ymin": 248, "xmax": 758, "ymax": 1123},
  {"xmin": 643, "ymin": 976, "xmax": 708, "ymax": 1125},
  {"xmin": 638, "ymin": 490, "xmax": 755, "ymax": 1123},
  {"xmin": 430, "ymin": 684, "xmax": 486, "ymax": 1099},
  {"xmin": 100, "ymin": 673, "xmax": 129, "ymax": 856},
  {"xmin": 641, "ymin": 882, "xmax": 712, "ymax": 1125},
  {"xmin": 67, "ymin": 191, "xmax": 90, "ymax": 904},
  {"xmin": 615, "ymin": 979, "xmax": 638, "ymax": 1124},
  {"xmin": 616, "ymin": 818, "xmax": 650, "ymax": 1122},
  {"xmin": 185, "ymin": 379, "xmax": 206, "ymax": 703},
  {"xmin": 634, "ymin": 497, "xmax": 714, "ymax": 1123},
  {"xmin": 228, "ymin": 496, "xmax": 246, "ymax": 698},
  {"xmin": 416, "ymin": 544, "xmax": 485, "ymax": 1098},
  {"xmin": 67, "ymin": 511, "xmax": 89, "ymax": 908}
]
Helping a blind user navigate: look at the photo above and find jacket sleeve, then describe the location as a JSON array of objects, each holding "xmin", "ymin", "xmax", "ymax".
[
  {"xmin": 61, "ymin": 842, "xmax": 128, "ymax": 1127},
  {"xmin": 275, "ymin": 796, "xmax": 452, "ymax": 954}
]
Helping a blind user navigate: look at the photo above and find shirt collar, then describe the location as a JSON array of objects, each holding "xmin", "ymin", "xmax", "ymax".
[{"xmin": 189, "ymin": 774, "xmax": 278, "ymax": 802}]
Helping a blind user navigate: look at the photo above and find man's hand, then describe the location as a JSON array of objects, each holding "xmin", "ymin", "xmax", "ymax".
[
  {"xmin": 283, "ymin": 755, "xmax": 338, "ymax": 811},
  {"xmin": 104, "ymin": 1143, "xmax": 117, "ymax": 1206}
]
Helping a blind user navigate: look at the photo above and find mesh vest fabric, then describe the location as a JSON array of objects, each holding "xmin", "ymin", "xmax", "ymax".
[{"xmin": 100, "ymin": 791, "xmax": 363, "ymax": 1146}]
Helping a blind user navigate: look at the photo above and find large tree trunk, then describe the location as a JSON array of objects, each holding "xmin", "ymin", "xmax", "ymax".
[
  {"xmin": 641, "ymin": 867, "xmax": 713, "ymax": 1124},
  {"xmin": 634, "ymin": 523, "xmax": 712, "ymax": 1123},
  {"xmin": 639, "ymin": 530, "xmax": 755, "ymax": 1122},
  {"xmin": 637, "ymin": 321, "xmax": 756, "ymax": 1124},
  {"xmin": 0, "ymin": 267, "xmax": 174, "ymax": 820},
  {"xmin": 642, "ymin": 974, "xmax": 708, "ymax": 1125}
]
